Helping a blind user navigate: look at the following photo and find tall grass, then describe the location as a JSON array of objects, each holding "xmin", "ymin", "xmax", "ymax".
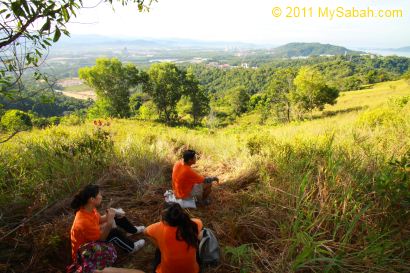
[
  {"xmin": 0, "ymin": 126, "xmax": 113, "ymax": 215},
  {"xmin": 0, "ymin": 80, "xmax": 409, "ymax": 272}
]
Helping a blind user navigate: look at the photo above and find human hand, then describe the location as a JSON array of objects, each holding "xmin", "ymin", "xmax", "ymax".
[
  {"xmin": 112, "ymin": 208, "xmax": 125, "ymax": 218},
  {"xmin": 106, "ymin": 208, "xmax": 116, "ymax": 220}
]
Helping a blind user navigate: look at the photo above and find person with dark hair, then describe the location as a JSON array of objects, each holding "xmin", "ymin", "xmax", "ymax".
[
  {"xmin": 172, "ymin": 149, "xmax": 219, "ymax": 205},
  {"xmin": 70, "ymin": 184, "xmax": 145, "ymax": 262},
  {"xmin": 144, "ymin": 203, "xmax": 203, "ymax": 273}
]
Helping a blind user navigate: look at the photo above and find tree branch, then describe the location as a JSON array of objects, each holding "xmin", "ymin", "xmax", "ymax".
[
  {"xmin": 0, "ymin": 13, "xmax": 41, "ymax": 49},
  {"xmin": 0, "ymin": 130, "xmax": 20, "ymax": 144}
]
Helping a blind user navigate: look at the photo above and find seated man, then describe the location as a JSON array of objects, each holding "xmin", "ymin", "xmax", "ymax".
[{"xmin": 172, "ymin": 150, "xmax": 219, "ymax": 205}]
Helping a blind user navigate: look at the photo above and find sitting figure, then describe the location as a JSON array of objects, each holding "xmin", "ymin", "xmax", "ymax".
[
  {"xmin": 172, "ymin": 149, "xmax": 219, "ymax": 205},
  {"xmin": 144, "ymin": 203, "xmax": 203, "ymax": 273},
  {"xmin": 70, "ymin": 184, "xmax": 145, "ymax": 262}
]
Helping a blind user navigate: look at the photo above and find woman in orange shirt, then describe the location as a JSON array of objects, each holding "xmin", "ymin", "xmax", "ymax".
[
  {"xmin": 70, "ymin": 184, "xmax": 145, "ymax": 262},
  {"xmin": 144, "ymin": 203, "xmax": 203, "ymax": 273}
]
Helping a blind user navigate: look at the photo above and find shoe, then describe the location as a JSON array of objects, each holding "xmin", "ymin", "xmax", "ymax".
[
  {"xmin": 134, "ymin": 225, "xmax": 145, "ymax": 234},
  {"xmin": 131, "ymin": 239, "xmax": 145, "ymax": 253},
  {"xmin": 126, "ymin": 226, "xmax": 145, "ymax": 236}
]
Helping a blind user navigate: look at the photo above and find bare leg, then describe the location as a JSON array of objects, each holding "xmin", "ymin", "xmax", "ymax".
[{"xmin": 202, "ymin": 183, "xmax": 212, "ymax": 200}]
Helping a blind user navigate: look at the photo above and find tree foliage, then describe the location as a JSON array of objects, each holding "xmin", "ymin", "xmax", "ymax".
[
  {"xmin": 129, "ymin": 92, "xmax": 149, "ymax": 116},
  {"xmin": 403, "ymin": 69, "xmax": 410, "ymax": 84},
  {"xmin": 1, "ymin": 109, "xmax": 32, "ymax": 132},
  {"xmin": 183, "ymin": 68, "xmax": 210, "ymax": 124},
  {"xmin": 79, "ymin": 58, "xmax": 147, "ymax": 118},
  {"xmin": 145, "ymin": 63, "xmax": 186, "ymax": 123},
  {"xmin": 292, "ymin": 66, "xmax": 339, "ymax": 115},
  {"xmin": 224, "ymin": 86, "xmax": 250, "ymax": 117},
  {"xmin": 0, "ymin": 0, "xmax": 154, "ymax": 97},
  {"xmin": 265, "ymin": 68, "xmax": 297, "ymax": 122}
]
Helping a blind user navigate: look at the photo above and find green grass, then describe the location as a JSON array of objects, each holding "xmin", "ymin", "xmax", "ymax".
[
  {"xmin": 1, "ymin": 80, "xmax": 410, "ymax": 272},
  {"xmin": 324, "ymin": 79, "xmax": 410, "ymax": 112}
]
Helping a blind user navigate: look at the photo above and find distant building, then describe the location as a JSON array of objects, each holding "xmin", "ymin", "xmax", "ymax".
[
  {"xmin": 241, "ymin": 63, "xmax": 249, "ymax": 68},
  {"xmin": 291, "ymin": 56, "xmax": 309, "ymax": 60}
]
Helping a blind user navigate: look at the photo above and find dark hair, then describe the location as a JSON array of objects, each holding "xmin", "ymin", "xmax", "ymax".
[
  {"xmin": 183, "ymin": 150, "xmax": 196, "ymax": 163},
  {"xmin": 71, "ymin": 184, "xmax": 100, "ymax": 213},
  {"xmin": 162, "ymin": 203, "xmax": 199, "ymax": 249}
]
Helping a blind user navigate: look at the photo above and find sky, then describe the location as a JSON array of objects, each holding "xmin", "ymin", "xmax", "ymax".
[{"xmin": 67, "ymin": 0, "xmax": 410, "ymax": 48}]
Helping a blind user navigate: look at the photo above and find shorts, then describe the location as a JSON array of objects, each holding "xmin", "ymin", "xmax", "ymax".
[{"xmin": 189, "ymin": 184, "xmax": 203, "ymax": 199}]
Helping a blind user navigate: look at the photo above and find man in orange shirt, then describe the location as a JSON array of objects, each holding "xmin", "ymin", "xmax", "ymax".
[{"xmin": 172, "ymin": 150, "xmax": 219, "ymax": 205}]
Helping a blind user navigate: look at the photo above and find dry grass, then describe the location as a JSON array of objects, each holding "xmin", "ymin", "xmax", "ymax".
[{"xmin": 1, "ymin": 81, "xmax": 410, "ymax": 272}]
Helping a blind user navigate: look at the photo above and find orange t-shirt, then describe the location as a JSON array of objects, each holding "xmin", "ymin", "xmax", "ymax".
[
  {"xmin": 172, "ymin": 160, "xmax": 204, "ymax": 199},
  {"xmin": 70, "ymin": 208, "xmax": 101, "ymax": 261},
  {"xmin": 145, "ymin": 218, "xmax": 203, "ymax": 273}
]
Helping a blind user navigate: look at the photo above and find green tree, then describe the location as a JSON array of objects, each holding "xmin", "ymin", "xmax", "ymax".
[
  {"xmin": 1, "ymin": 109, "xmax": 32, "ymax": 132},
  {"xmin": 265, "ymin": 68, "xmax": 297, "ymax": 122},
  {"xmin": 183, "ymin": 68, "xmax": 210, "ymax": 124},
  {"xmin": 249, "ymin": 93, "xmax": 271, "ymax": 125},
  {"xmin": 129, "ymin": 92, "xmax": 149, "ymax": 116},
  {"xmin": 86, "ymin": 99, "xmax": 116, "ymax": 119},
  {"xmin": 79, "ymin": 58, "xmax": 147, "ymax": 118},
  {"xmin": 176, "ymin": 95, "xmax": 193, "ymax": 122},
  {"xmin": 225, "ymin": 86, "xmax": 250, "ymax": 117},
  {"xmin": 145, "ymin": 63, "xmax": 185, "ymax": 123},
  {"xmin": 403, "ymin": 69, "xmax": 410, "ymax": 85},
  {"xmin": 291, "ymin": 67, "xmax": 339, "ymax": 117},
  {"xmin": 0, "ymin": 0, "xmax": 153, "ymax": 97},
  {"xmin": 138, "ymin": 101, "xmax": 158, "ymax": 120}
]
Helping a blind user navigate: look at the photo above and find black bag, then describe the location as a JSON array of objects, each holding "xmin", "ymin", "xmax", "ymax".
[{"xmin": 199, "ymin": 228, "xmax": 220, "ymax": 266}]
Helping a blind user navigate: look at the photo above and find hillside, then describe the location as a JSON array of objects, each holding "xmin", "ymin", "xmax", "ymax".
[
  {"xmin": 0, "ymin": 80, "xmax": 409, "ymax": 272},
  {"xmin": 272, "ymin": 42, "xmax": 362, "ymax": 57},
  {"xmin": 394, "ymin": 46, "xmax": 410, "ymax": 52}
]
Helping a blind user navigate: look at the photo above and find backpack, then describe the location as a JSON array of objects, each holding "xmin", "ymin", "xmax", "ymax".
[
  {"xmin": 199, "ymin": 228, "xmax": 220, "ymax": 266},
  {"xmin": 67, "ymin": 241, "xmax": 117, "ymax": 273}
]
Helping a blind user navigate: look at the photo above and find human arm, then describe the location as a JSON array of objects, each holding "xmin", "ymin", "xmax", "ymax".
[
  {"xmin": 100, "ymin": 214, "xmax": 108, "ymax": 224},
  {"xmin": 99, "ymin": 208, "xmax": 116, "ymax": 240},
  {"xmin": 100, "ymin": 208, "xmax": 125, "ymax": 223},
  {"xmin": 204, "ymin": 176, "xmax": 219, "ymax": 184},
  {"xmin": 143, "ymin": 222, "xmax": 160, "ymax": 247}
]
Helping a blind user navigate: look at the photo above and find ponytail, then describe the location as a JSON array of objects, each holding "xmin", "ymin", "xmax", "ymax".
[
  {"xmin": 71, "ymin": 184, "xmax": 100, "ymax": 213},
  {"xmin": 162, "ymin": 203, "xmax": 199, "ymax": 249}
]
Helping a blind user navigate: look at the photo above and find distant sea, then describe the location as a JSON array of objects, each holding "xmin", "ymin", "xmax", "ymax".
[{"xmin": 365, "ymin": 50, "xmax": 410, "ymax": 58}]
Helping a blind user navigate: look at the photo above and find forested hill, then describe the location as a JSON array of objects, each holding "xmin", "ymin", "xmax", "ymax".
[
  {"xmin": 271, "ymin": 43, "xmax": 363, "ymax": 57},
  {"xmin": 190, "ymin": 55, "xmax": 410, "ymax": 95}
]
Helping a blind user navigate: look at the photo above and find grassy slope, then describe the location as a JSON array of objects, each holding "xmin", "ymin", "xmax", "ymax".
[
  {"xmin": 1, "ymin": 80, "xmax": 410, "ymax": 272},
  {"xmin": 325, "ymin": 80, "xmax": 410, "ymax": 111}
]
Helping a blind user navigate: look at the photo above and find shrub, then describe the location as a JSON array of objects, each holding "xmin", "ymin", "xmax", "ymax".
[
  {"xmin": 403, "ymin": 69, "xmax": 410, "ymax": 84},
  {"xmin": 138, "ymin": 101, "xmax": 158, "ymax": 120},
  {"xmin": 60, "ymin": 113, "xmax": 85, "ymax": 126},
  {"xmin": 356, "ymin": 107, "xmax": 404, "ymax": 128},
  {"xmin": 375, "ymin": 151, "xmax": 410, "ymax": 214},
  {"xmin": 32, "ymin": 117, "xmax": 51, "ymax": 129},
  {"xmin": 1, "ymin": 109, "xmax": 32, "ymax": 132}
]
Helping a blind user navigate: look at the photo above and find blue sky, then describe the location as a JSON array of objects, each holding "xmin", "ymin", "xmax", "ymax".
[{"xmin": 67, "ymin": 0, "xmax": 410, "ymax": 48}]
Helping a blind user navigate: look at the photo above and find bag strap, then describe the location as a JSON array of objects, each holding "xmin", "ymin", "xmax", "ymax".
[{"xmin": 199, "ymin": 229, "xmax": 209, "ymax": 255}]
